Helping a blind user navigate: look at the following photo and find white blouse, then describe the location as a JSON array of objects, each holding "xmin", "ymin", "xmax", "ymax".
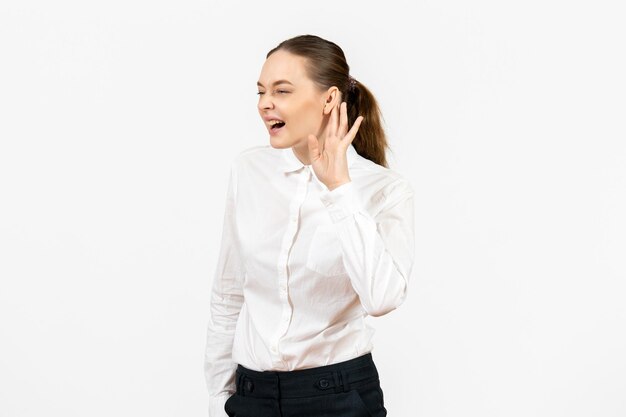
[{"xmin": 204, "ymin": 143, "xmax": 415, "ymax": 416}]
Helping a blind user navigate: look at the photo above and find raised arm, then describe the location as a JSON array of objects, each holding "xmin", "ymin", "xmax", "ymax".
[{"xmin": 319, "ymin": 179, "xmax": 415, "ymax": 317}]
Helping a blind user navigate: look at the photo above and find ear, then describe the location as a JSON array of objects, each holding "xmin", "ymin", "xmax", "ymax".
[{"xmin": 322, "ymin": 86, "xmax": 341, "ymax": 115}]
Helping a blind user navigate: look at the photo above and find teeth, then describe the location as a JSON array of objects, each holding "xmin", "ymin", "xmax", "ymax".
[{"xmin": 269, "ymin": 120, "xmax": 284, "ymax": 126}]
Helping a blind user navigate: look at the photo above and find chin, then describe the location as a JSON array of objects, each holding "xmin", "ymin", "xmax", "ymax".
[{"xmin": 269, "ymin": 135, "xmax": 296, "ymax": 149}]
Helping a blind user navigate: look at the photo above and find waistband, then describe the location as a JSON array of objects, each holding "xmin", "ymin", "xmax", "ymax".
[{"xmin": 235, "ymin": 352, "xmax": 379, "ymax": 399}]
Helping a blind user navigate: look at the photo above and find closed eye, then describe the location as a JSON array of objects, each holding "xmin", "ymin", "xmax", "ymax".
[{"xmin": 257, "ymin": 90, "xmax": 290, "ymax": 95}]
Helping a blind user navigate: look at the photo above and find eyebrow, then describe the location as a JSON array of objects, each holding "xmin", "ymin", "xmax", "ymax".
[{"xmin": 256, "ymin": 80, "xmax": 294, "ymax": 87}]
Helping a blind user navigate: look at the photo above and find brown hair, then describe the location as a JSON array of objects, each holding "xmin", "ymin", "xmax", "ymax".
[{"xmin": 266, "ymin": 34, "xmax": 389, "ymax": 168}]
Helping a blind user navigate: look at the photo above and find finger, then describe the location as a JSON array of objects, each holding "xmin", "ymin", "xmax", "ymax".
[
  {"xmin": 322, "ymin": 103, "xmax": 334, "ymax": 139},
  {"xmin": 307, "ymin": 133, "xmax": 320, "ymax": 160},
  {"xmin": 343, "ymin": 116, "xmax": 364, "ymax": 144},
  {"xmin": 338, "ymin": 102, "xmax": 348, "ymax": 137},
  {"xmin": 328, "ymin": 101, "xmax": 339, "ymax": 138}
]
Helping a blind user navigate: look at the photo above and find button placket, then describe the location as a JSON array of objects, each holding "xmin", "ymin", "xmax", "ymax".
[{"xmin": 270, "ymin": 167, "xmax": 310, "ymax": 363}]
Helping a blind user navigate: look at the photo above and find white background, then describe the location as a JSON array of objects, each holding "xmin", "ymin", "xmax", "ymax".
[{"xmin": 1, "ymin": 1, "xmax": 625, "ymax": 416}]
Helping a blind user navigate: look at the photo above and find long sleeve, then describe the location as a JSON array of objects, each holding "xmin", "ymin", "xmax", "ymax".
[
  {"xmin": 319, "ymin": 179, "xmax": 415, "ymax": 317},
  {"xmin": 204, "ymin": 163, "xmax": 245, "ymax": 417}
]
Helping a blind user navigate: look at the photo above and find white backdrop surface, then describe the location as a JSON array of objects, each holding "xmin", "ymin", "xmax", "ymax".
[{"xmin": 1, "ymin": 1, "xmax": 624, "ymax": 416}]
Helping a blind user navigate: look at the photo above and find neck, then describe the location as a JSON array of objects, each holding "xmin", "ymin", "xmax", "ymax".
[{"xmin": 292, "ymin": 138, "xmax": 325, "ymax": 166}]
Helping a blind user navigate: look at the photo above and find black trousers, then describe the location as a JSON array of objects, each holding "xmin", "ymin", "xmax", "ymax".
[{"xmin": 224, "ymin": 352, "xmax": 387, "ymax": 417}]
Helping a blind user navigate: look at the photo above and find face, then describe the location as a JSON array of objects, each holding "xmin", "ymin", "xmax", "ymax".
[{"xmin": 257, "ymin": 49, "xmax": 340, "ymax": 151}]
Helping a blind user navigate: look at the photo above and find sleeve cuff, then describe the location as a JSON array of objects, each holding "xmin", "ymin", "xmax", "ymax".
[{"xmin": 319, "ymin": 181, "xmax": 361, "ymax": 222}]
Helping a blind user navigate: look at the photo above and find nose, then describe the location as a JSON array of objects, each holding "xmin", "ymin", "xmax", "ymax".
[{"xmin": 257, "ymin": 93, "xmax": 274, "ymax": 112}]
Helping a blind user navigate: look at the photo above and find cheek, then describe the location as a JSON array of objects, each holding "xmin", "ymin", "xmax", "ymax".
[{"xmin": 290, "ymin": 101, "xmax": 321, "ymax": 130}]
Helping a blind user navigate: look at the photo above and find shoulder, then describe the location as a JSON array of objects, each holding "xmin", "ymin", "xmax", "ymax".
[
  {"xmin": 230, "ymin": 144, "xmax": 276, "ymax": 169},
  {"xmin": 233, "ymin": 145, "xmax": 278, "ymax": 165},
  {"xmin": 225, "ymin": 145, "xmax": 274, "ymax": 198},
  {"xmin": 231, "ymin": 144, "xmax": 270, "ymax": 165}
]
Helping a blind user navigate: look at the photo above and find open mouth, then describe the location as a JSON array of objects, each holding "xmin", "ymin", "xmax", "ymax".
[{"xmin": 269, "ymin": 120, "xmax": 286, "ymax": 131}]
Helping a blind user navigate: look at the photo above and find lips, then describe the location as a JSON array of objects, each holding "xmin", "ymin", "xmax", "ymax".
[{"xmin": 267, "ymin": 119, "xmax": 286, "ymax": 135}]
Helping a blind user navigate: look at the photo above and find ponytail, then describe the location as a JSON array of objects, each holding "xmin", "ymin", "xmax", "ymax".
[{"xmin": 346, "ymin": 78, "xmax": 389, "ymax": 168}]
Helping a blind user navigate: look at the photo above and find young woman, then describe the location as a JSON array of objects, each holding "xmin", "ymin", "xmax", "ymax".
[{"xmin": 204, "ymin": 34, "xmax": 415, "ymax": 417}]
